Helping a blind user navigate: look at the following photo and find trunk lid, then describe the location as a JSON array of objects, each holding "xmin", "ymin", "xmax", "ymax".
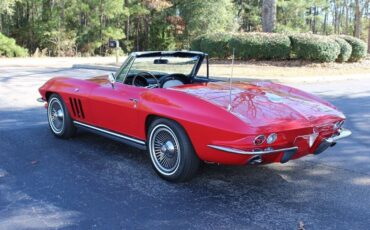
[{"xmin": 174, "ymin": 81, "xmax": 344, "ymax": 129}]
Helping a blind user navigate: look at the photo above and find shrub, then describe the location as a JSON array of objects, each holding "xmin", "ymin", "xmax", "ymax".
[
  {"xmin": 0, "ymin": 32, "xmax": 28, "ymax": 57},
  {"xmin": 192, "ymin": 32, "xmax": 291, "ymax": 60},
  {"xmin": 331, "ymin": 36, "xmax": 352, "ymax": 62},
  {"xmin": 289, "ymin": 34, "xmax": 340, "ymax": 62},
  {"xmin": 340, "ymin": 35, "xmax": 367, "ymax": 61},
  {"xmin": 229, "ymin": 33, "xmax": 291, "ymax": 60},
  {"xmin": 191, "ymin": 32, "xmax": 366, "ymax": 63},
  {"xmin": 191, "ymin": 33, "xmax": 231, "ymax": 58},
  {"xmin": 191, "ymin": 34, "xmax": 206, "ymax": 52}
]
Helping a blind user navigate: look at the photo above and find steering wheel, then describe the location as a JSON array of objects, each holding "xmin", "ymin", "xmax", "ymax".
[
  {"xmin": 132, "ymin": 72, "xmax": 160, "ymax": 88},
  {"xmin": 159, "ymin": 73, "xmax": 188, "ymax": 88}
]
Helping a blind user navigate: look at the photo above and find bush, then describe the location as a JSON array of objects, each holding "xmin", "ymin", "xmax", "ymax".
[
  {"xmin": 0, "ymin": 32, "xmax": 28, "ymax": 57},
  {"xmin": 192, "ymin": 32, "xmax": 291, "ymax": 60},
  {"xmin": 340, "ymin": 35, "xmax": 367, "ymax": 61},
  {"xmin": 331, "ymin": 36, "xmax": 352, "ymax": 62},
  {"xmin": 191, "ymin": 32, "xmax": 366, "ymax": 63},
  {"xmin": 229, "ymin": 33, "xmax": 291, "ymax": 60},
  {"xmin": 191, "ymin": 33, "xmax": 231, "ymax": 58},
  {"xmin": 289, "ymin": 34, "xmax": 340, "ymax": 62}
]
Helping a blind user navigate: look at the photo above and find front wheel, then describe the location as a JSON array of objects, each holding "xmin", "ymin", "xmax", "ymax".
[
  {"xmin": 148, "ymin": 118, "xmax": 200, "ymax": 182},
  {"xmin": 47, "ymin": 94, "xmax": 76, "ymax": 138}
]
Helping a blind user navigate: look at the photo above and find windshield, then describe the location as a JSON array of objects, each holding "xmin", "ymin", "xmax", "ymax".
[{"xmin": 128, "ymin": 56, "xmax": 199, "ymax": 76}]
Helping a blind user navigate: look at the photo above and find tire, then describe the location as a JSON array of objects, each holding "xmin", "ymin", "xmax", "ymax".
[
  {"xmin": 148, "ymin": 118, "xmax": 200, "ymax": 182},
  {"xmin": 47, "ymin": 94, "xmax": 76, "ymax": 139}
]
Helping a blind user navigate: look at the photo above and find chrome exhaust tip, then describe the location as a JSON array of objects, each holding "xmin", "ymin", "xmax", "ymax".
[{"xmin": 248, "ymin": 155, "xmax": 262, "ymax": 165}]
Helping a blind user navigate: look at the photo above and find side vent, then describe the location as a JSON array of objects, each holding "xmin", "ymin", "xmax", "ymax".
[{"xmin": 69, "ymin": 97, "xmax": 85, "ymax": 119}]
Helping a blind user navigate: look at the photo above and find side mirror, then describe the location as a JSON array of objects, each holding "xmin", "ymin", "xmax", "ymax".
[{"xmin": 108, "ymin": 73, "xmax": 116, "ymax": 88}]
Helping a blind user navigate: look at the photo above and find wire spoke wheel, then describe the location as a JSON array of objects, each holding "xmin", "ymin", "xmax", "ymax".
[
  {"xmin": 48, "ymin": 97, "xmax": 65, "ymax": 134},
  {"xmin": 149, "ymin": 124, "xmax": 181, "ymax": 176}
]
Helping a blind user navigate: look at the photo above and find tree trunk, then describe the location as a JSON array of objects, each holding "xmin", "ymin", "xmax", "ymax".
[
  {"xmin": 312, "ymin": 6, "xmax": 318, "ymax": 34},
  {"xmin": 308, "ymin": 7, "xmax": 312, "ymax": 32},
  {"xmin": 345, "ymin": 0, "xmax": 349, "ymax": 34},
  {"xmin": 262, "ymin": 0, "xmax": 276, "ymax": 32},
  {"xmin": 99, "ymin": 0, "xmax": 103, "ymax": 55},
  {"xmin": 368, "ymin": 20, "xmax": 370, "ymax": 53},
  {"xmin": 144, "ymin": 16, "xmax": 149, "ymax": 50},
  {"xmin": 338, "ymin": 4, "xmax": 344, "ymax": 34},
  {"xmin": 124, "ymin": 0, "xmax": 130, "ymax": 40},
  {"xmin": 136, "ymin": 18, "xmax": 139, "ymax": 51},
  {"xmin": 60, "ymin": 0, "xmax": 65, "ymax": 23},
  {"xmin": 323, "ymin": 11, "xmax": 328, "ymax": 34},
  {"xmin": 354, "ymin": 0, "xmax": 361, "ymax": 38},
  {"xmin": 334, "ymin": 2, "xmax": 339, "ymax": 34}
]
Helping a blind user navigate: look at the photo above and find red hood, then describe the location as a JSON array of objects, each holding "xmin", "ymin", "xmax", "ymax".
[
  {"xmin": 87, "ymin": 75, "xmax": 110, "ymax": 84},
  {"xmin": 173, "ymin": 81, "xmax": 345, "ymax": 129}
]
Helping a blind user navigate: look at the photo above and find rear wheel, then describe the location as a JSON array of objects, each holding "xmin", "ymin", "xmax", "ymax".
[
  {"xmin": 47, "ymin": 94, "xmax": 76, "ymax": 138},
  {"xmin": 148, "ymin": 118, "xmax": 200, "ymax": 182}
]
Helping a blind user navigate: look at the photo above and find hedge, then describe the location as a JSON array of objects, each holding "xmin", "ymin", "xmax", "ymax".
[
  {"xmin": 192, "ymin": 32, "xmax": 291, "ymax": 60},
  {"xmin": 0, "ymin": 32, "xmax": 28, "ymax": 57},
  {"xmin": 190, "ymin": 32, "xmax": 365, "ymax": 63},
  {"xmin": 331, "ymin": 36, "xmax": 352, "ymax": 62},
  {"xmin": 289, "ymin": 34, "xmax": 340, "ymax": 62},
  {"xmin": 340, "ymin": 35, "xmax": 367, "ymax": 61},
  {"xmin": 192, "ymin": 33, "xmax": 232, "ymax": 58},
  {"xmin": 229, "ymin": 33, "xmax": 291, "ymax": 60}
]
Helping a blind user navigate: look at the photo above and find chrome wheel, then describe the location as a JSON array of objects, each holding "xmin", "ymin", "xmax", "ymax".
[
  {"xmin": 149, "ymin": 124, "xmax": 181, "ymax": 176},
  {"xmin": 48, "ymin": 97, "xmax": 65, "ymax": 134}
]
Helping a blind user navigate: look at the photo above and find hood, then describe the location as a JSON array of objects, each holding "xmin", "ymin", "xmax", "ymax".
[
  {"xmin": 174, "ymin": 81, "xmax": 345, "ymax": 129},
  {"xmin": 86, "ymin": 75, "xmax": 110, "ymax": 84}
]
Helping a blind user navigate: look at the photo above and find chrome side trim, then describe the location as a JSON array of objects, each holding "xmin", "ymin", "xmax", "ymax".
[
  {"xmin": 207, "ymin": 145, "xmax": 298, "ymax": 155},
  {"xmin": 326, "ymin": 128, "xmax": 352, "ymax": 143},
  {"xmin": 73, "ymin": 121, "xmax": 146, "ymax": 145}
]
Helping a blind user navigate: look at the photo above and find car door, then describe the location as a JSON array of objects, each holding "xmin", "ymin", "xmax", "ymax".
[{"xmin": 88, "ymin": 81, "xmax": 145, "ymax": 141}]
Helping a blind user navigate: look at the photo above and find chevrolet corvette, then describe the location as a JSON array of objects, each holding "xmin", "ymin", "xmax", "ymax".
[{"xmin": 38, "ymin": 51, "xmax": 351, "ymax": 182}]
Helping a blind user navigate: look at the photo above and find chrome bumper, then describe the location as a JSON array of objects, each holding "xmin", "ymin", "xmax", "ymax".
[
  {"xmin": 314, "ymin": 128, "xmax": 351, "ymax": 155},
  {"xmin": 326, "ymin": 128, "xmax": 352, "ymax": 143},
  {"xmin": 208, "ymin": 128, "xmax": 351, "ymax": 163},
  {"xmin": 207, "ymin": 145, "xmax": 298, "ymax": 156},
  {"xmin": 208, "ymin": 145, "xmax": 298, "ymax": 164}
]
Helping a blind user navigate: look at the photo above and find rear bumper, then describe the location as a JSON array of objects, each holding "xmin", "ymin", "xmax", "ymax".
[
  {"xmin": 207, "ymin": 128, "xmax": 351, "ymax": 164},
  {"xmin": 208, "ymin": 145, "xmax": 298, "ymax": 164},
  {"xmin": 326, "ymin": 128, "xmax": 352, "ymax": 143},
  {"xmin": 314, "ymin": 128, "xmax": 351, "ymax": 155},
  {"xmin": 207, "ymin": 145, "xmax": 298, "ymax": 155}
]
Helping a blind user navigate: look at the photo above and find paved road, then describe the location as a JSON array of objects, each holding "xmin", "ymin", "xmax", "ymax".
[{"xmin": 0, "ymin": 66, "xmax": 370, "ymax": 229}]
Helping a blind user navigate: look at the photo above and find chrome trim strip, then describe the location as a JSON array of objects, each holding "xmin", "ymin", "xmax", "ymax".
[
  {"xmin": 207, "ymin": 145, "xmax": 298, "ymax": 155},
  {"xmin": 326, "ymin": 128, "xmax": 352, "ymax": 143},
  {"xmin": 73, "ymin": 121, "xmax": 146, "ymax": 145}
]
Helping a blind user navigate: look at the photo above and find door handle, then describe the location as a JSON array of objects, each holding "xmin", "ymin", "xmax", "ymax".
[{"xmin": 129, "ymin": 98, "xmax": 138, "ymax": 108}]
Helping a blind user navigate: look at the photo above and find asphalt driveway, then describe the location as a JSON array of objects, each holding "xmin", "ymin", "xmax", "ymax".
[{"xmin": 0, "ymin": 66, "xmax": 369, "ymax": 229}]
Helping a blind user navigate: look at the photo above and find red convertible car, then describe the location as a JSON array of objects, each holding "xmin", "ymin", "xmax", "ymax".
[{"xmin": 38, "ymin": 51, "xmax": 351, "ymax": 182}]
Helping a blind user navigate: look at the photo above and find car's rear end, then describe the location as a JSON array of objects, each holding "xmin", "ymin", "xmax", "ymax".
[{"xmin": 172, "ymin": 80, "xmax": 351, "ymax": 165}]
